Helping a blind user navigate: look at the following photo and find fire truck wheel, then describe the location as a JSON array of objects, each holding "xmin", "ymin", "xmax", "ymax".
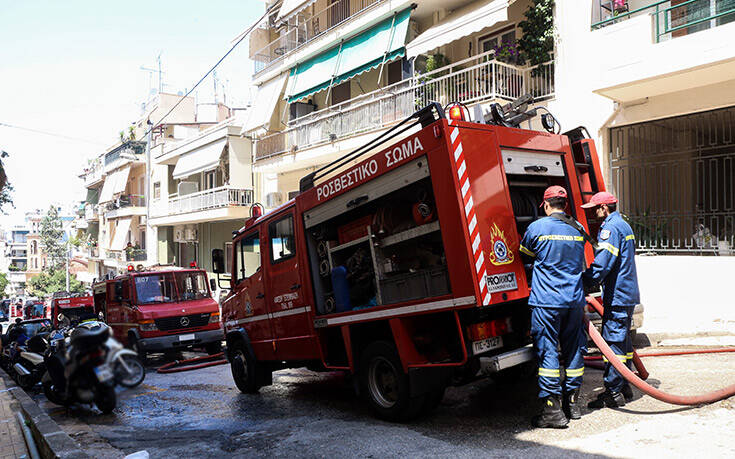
[
  {"xmin": 129, "ymin": 335, "xmax": 147, "ymax": 364},
  {"xmin": 230, "ymin": 342, "xmax": 259, "ymax": 393},
  {"xmin": 205, "ymin": 341, "xmax": 222, "ymax": 355},
  {"xmin": 360, "ymin": 341, "xmax": 425, "ymax": 422}
]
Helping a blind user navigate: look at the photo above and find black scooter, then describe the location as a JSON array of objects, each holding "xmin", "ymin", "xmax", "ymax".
[{"xmin": 42, "ymin": 321, "xmax": 117, "ymax": 414}]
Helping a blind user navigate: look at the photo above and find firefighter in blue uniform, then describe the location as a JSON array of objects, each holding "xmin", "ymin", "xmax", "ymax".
[
  {"xmin": 582, "ymin": 191, "xmax": 641, "ymax": 409},
  {"xmin": 520, "ymin": 186, "xmax": 587, "ymax": 428}
]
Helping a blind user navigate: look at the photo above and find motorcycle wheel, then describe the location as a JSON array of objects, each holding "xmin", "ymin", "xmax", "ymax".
[
  {"xmin": 42, "ymin": 380, "xmax": 69, "ymax": 406},
  {"xmin": 114, "ymin": 355, "xmax": 145, "ymax": 388},
  {"xmin": 94, "ymin": 385, "xmax": 116, "ymax": 414}
]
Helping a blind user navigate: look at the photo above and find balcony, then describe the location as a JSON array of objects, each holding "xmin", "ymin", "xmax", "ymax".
[
  {"xmin": 589, "ymin": 1, "xmax": 735, "ymax": 102},
  {"xmin": 85, "ymin": 204, "xmax": 100, "ymax": 221},
  {"xmin": 592, "ymin": 1, "xmax": 735, "ymax": 41},
  {"xmin": 256, "ymin": 51, "xmax": 554, "ymax": 160},
  {"xmin": 82, "ymin": 159, "xmax": 104, "ymax": 187},
  {"xmin": 104, "ymin": 195, "xmax": 146, "ymax": 219},
  {"xmin": 104, "ymin": 141, "xmax": 146, "ymax": 173},
  {"xmin": 149, "ymin": 186, "xmax": 254, "ymax": 226},
  {"xmin": 252, "ymin": 0, "xmax": 386, "ymax": 77}
]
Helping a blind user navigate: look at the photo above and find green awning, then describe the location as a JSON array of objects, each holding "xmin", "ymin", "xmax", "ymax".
[{"xmin": 286, "ymin": 7, "xmax": 411, "ymax": 103}]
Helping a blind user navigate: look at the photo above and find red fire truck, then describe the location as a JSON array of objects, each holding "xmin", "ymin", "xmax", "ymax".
[
  {"xmin": 212, "ymin": 99, "xmax": 606, "ymax": 421},
  {"xmin": 92, "ymin": 266, "xmax": 223, "ymax": 361},
  {"xmin": 50, "ymin": 293, "xmax": 95, "ymax": 328}
]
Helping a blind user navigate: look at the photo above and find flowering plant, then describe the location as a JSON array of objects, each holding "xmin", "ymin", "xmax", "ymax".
[
  {"xmin": 493, "ymin": 41, "xmax": 523, "ymax": 64},
  {"xmin": 613, "ymin": 0, "xmax": 627, "ymax": 12}
]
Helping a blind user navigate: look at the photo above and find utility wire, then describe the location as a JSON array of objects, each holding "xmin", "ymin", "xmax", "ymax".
[
  {"xmin": 0, "ymin": 122, "xmax": 106, "ymax": 146},
  {"xmin": 142, "ymin": 0, "xmax": 281, "ymax": 137}
]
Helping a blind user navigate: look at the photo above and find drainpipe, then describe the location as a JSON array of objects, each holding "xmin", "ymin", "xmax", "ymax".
[{"xmin": 145, "ymin": 124, "xmax": 155, "ymax": 265}]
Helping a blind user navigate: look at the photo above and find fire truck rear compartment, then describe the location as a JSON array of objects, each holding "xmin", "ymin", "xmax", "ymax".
[{"xmin": 304, "ymin": 158, "xmax": 450, "ymax": 316}]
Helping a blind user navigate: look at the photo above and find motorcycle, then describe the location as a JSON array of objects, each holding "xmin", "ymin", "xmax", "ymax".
[
  {"xmin": 105, "ymin": 335, "xmax": 145, "ymax": 388},
  {"xmin": 11, "ymin": 332, "xmax": 53, "ymax": 389},
  {"xmin": 42, "ymin": 321, "xmax": 117, "ymax": 414}
]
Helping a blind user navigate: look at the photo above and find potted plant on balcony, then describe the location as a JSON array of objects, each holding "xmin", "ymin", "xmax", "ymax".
[
  {"xmin": 519, "ymin": 0, "xmax": 555, "ymax": 97},
  {"xmin": 415, "ymin": 53, "xmax": 452, "ymax": 107}
]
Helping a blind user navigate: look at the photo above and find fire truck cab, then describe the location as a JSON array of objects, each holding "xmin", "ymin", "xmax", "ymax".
[
  {"xmin": 92, "ymin": 266, "xmax": 223, "ymax": 361},
  {"xmin": 214, "ymin": 99, "xmax": 606, "ymax": 421}
]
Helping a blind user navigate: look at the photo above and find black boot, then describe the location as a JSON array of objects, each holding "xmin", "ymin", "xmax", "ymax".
[
  {"xmin": 621, "ymin": 384, "xmax": 634, "ymax": 401},
  {"xmin": 563, "ymin": 389, "xmax": 582, "ymax": 420},
  {"xmin": 532, "ymin": 395, "xmax": 569, "ymax": 428},
  {"xmin": 587, "ymin": 390, "xmax": 625, "ymax": 409}
]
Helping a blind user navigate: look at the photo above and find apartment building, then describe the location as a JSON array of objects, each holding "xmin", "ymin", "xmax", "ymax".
[
  {"xmin": 245, "ymin": 0, "xmax": 554, "ymax": 208},
  {"xmin": 149, "ymin": 118, "xmax": 254, "ymax": 273},
  {"xmin": 80, "ymin": 93, "xmax": 206, "ymax": 280},
  {"xmin": 6, "ymin": 224, "xmax": 29, "ymax": 295}
]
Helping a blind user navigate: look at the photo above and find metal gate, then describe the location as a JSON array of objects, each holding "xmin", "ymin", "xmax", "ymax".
[{"xmin": 609, "ymin": 106, "xmax": 735, "ymax": 255}]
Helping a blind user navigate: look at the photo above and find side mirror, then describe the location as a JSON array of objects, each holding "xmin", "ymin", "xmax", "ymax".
[
  {"xmin": 212, "ymin": 249, "xmax": 225, "ymax": 274},
  {"xmin": 57, "ymin": 313, "xmax": 64, "ymax": 322},
  {"xmin": 209, "ymin": 278, "xmax": 217, "ymax": 292},
  {"xmin": 114, "ymin": 281, "xmax": 123, "ymax": 301}
]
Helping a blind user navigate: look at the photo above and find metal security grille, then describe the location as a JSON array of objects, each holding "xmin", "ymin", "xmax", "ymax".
[{"xmin": 609, "ymin": 106, "xmax": 735, "ymax": 255}]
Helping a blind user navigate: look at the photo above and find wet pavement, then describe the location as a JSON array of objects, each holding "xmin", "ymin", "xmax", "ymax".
[{"xmin": 27, "ymin": 348, "xmax": 735, "ymax": 458}]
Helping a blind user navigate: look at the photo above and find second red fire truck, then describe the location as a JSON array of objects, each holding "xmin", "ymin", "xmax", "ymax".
[{"xmin": 212, "ymin": 98, "xmax": 607, "ymax": 421}]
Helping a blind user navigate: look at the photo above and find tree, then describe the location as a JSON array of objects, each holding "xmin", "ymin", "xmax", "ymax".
[
  {"xmin": 26, "ymin": 268, "xmax": 85, "ymax": 297},
  {"xmin": 519, "ymin": 0, "xmax": 555, "ymax": 74},
  {"xmin": 40, "ymin": 206, "xmax": 67, "ymax": 270},
  {"xmin": 0, "ymin": 150, "xmax": 14, "ymax": 213},
  {"xmin": 0, "ymin": 272, "xmax": 8, "ymax": 296}
]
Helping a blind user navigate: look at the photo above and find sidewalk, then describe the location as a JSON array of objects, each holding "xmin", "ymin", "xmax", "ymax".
[{"xmin": 0, "ymin": 378, "xmax": 29, "ymax": 459}]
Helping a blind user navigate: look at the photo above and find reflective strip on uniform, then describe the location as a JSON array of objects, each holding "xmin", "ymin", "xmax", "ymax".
[
  {"xmin": 566, "ymin": 367, "xmax": 584, "ymax": 377},
  {"xmin": 538, "ymin": 235, "xmax": 584, "ymax": 242},
  {"xmin": 626, "ymin": 352, "xmax": 634, "ymax": 360},
  {"xmin": 519, "ymin": 245, "xmax": 535, "ymax": 257},
  {"xmin": 598, "ymin": 242, "xmax": 620, "ymax": 256},
  {"xmin": 603, "ymin": 354, "xmax": 627, "ymax": 363},
  {"xmin": 625, "ymin": 234, "xmax": 635, "ymax": 241},
  {"xmin": 538, "ymin": 368, "xmax": 561, "ymax": 377}
]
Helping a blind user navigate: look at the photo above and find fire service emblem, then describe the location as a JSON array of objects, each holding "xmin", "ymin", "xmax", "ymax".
[{"xmin": 488, "ymin": 223, "xmax": 514, "ymax": 266}]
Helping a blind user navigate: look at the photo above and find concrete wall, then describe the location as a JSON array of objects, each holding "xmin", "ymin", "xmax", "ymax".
[
  {"xmin": 636, "ymin": 256, "xmax": 735, "ymax": 335},
  {"xmin": 227, "ymin": 136, "xmax": 253, "ymax": 188},
  {"xmin": 198, "ymin": 220, "xmax": 242, "ymax": 273}
]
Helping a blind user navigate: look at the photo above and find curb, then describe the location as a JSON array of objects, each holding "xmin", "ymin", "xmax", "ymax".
[
  {"xmin": 637, "ymin": 331, "xmax": 735, "ymax": 346},
  {"xmin": 0, "ymin": 369, "xmax": 88, "ymax": 459}
]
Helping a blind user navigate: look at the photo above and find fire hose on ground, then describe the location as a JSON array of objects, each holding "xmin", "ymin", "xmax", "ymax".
[
  {"xmin": 156, "ymin": 351, "xmax": 228, "ymax": 374},
  {"xmin": 584, "ymin": 295, "xmax": 735, "ymax": 405}
]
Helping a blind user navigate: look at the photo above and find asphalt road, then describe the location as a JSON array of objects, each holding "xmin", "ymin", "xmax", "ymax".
[{"xmin": 28, "ymin": 348, "xmax": 735, "ymax": 458}]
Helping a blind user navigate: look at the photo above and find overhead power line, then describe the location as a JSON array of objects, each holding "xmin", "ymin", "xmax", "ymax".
[
  {"xmin": 0, "ymin": 122, "xmax": 106, "ymax": 146},
  {"xmin": 143, "ymin": 1, "xmax": 282, "ymax": 137}
]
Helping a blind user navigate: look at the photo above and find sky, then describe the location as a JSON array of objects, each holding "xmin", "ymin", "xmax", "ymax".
[{"xmin": 0, "ymin": 0, "xmax": 264, "ymax": 228}]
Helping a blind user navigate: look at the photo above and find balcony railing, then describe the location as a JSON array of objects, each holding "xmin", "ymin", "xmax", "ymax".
[
  {"xmin": 104, "ymin": 195, "xmax": 146, "ymax": 212},
  {"xmin": 126, "ymin": 248, "xmax": 147, "ymax": 262},
  {"xmin": 85, "ymin": 204, "xmax": 100, "ymax": 221},
  {"xmin": 83, "ymin": 161, "xmax": 104, "ymax": 186},
  {"xmin": 592, "ymin": 1, "xmax": 735, "ymax": 42},
  {"xmin": 256, "ymin": 51, "xmax": 555, "ymax": 160},
  {"xmin": 155, "ymin": 186, "xmax": 254, "ymax": 217},
  {"xmin": 253, "ymin": 0, "xmax": 384, "ymax": 75}
]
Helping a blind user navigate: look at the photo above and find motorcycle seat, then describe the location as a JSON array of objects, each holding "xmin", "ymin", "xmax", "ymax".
[{"xmin": 70, "ymin": 325, "xmax": 109, "ymax": 348}]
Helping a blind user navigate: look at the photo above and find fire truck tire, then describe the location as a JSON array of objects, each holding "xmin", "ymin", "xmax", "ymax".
[
  {"xmin": 205, "ymin": 341, "xmax": 222, "ymax": 355},
  {"xmin": 229, "ymin": 342, "xmax": 260, "ymax": 394},
  {"xmin": 360, "ymin": 341, "xmax": 425, "ymax": 422},
  {"xmin": 128, "ymin": 334, "xmax": 147, "ymax": 364}
]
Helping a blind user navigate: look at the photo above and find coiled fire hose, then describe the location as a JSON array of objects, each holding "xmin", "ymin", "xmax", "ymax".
[
  {"xmin": 584, "ymin": 296, "xmax": 735, "ymax": 405},
  {"xmin": 157, "ymin": 352, "xmax": 228, "ymax": 374}
]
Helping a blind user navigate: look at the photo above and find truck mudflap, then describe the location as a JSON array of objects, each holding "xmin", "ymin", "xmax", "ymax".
[
  {"xmin": 408, "ymin": 367, "xmax": 453, "ymax": 398},
  {"xmin": 447, "ymin": 118, "xmax": 491, "ymax": 306},
  {"xmin": 477, "ymin": 344, "xmax": 535, "ymax": 375}
]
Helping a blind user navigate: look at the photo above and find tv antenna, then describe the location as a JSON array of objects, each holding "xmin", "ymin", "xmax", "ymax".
[{"xmin": 140, "ymin": 52, "xmax": 165, "ymax": 96}]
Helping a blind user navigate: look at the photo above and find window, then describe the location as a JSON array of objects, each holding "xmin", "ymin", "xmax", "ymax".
[
  {"xmin": 140, "ymin": 230, "xmax": 146, "ymax": 250},
  {"xmin": 479, "ymin": 26, "xmax": 517, "ymax": 63},
  {"xmin": 269, "ymin": 216, "xmax": 295, "ymax": 263},
  {"xmin": 153, "ymin": 182, "xmax": 161, "ymax": 200},
  {"xmin": 174, "ymin": 272, "xmax": 210, "ymax": 301},
  {"xmin": 134, "ymin": 273, "xmax": 176, "ymax": 304},
  {"xmin": 224, "ymin": 242, "xmax": 232, "ymax": 274},
  {"xmin": 204, "ymin": 170, "xmax": 216, "ymax": 190},
  {"xmin": 331, "ymin": 81, "xmax": 351, "ymax": 105},
  {"xmin": 235, "ymin": 232, "xmax": 260, "ymax": 283}
]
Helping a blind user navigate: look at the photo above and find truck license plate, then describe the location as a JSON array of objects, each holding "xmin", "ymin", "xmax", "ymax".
[
  {"xmin": 472, "ymin": 336, "xmax": 503, "ymax": 355},
  {"xmin": 94, "ymin": 364, "xmax": 114, "ymax": 383},
  {"xmin": 179, "ymin": 334, "xmax": 195, "ymax": 342}
]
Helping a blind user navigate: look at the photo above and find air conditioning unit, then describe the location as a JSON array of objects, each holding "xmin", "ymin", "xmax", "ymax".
[
  {"xmin": 185, "ymin": 228, "xmax": 198, "ymax": 242},
  {"xmin": 266, "ymin": 192, "xmax": 282, "ymax": 208}
]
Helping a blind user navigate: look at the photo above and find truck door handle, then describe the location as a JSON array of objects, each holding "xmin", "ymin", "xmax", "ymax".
[
  {"xmin": 524, "ymin": 165, "xmax": 548, "ymax": 173},
  {"xmin": 290, "ymin": 283, "xmax": 301, "ymax": 290},
  {"xmin": 346, "ymin": 195, "xmax": 368, "ymax": 208},
  {"xmin": 256, "ymin": 293, "xmax": 265, "ymax": 299}
]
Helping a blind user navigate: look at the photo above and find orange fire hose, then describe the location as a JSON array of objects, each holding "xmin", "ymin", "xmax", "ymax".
[
  {"xmin": 584, "ymin": 297, "xmax": 735, "ymax": 405},
  {"xmin": 156, "ymin": 352, "xmax": 228, "ymax": 374}
]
